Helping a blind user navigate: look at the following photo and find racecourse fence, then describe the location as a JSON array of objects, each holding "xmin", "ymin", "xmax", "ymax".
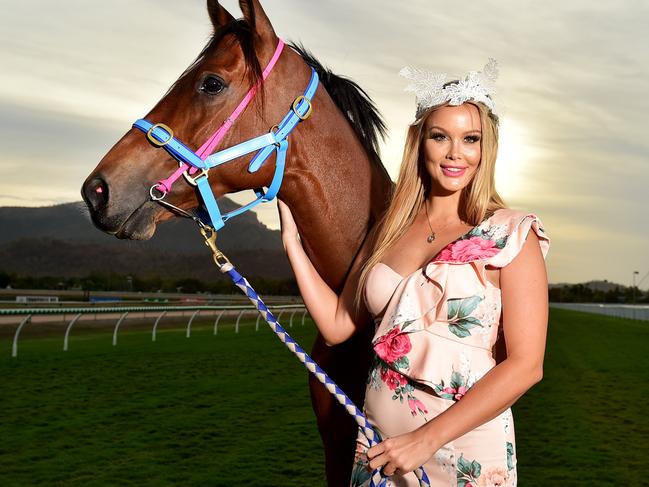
[
  {"xmin": 1, "ymin": 304, "xmax": 309, "ymax": 357},
  {"xmin": 550, "ymin": 302, "xmax": 649, "ymax": 321}
]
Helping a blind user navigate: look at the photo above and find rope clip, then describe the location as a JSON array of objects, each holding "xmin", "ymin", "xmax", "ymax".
[{"xmin": 199, "ymin": 226, "xmax": 231, "ymax": 269}]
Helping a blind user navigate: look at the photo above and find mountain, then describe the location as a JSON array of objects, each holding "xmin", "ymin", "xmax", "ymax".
[
  {"xmin": 0, "ymin": 200, "xmax": 293, "ymax": 280},
  {"xmin": 0, "ymin": 200, "xmax": 282, "ymax": 251}
]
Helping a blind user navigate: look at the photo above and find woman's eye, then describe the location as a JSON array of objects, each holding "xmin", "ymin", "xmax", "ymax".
[
  {"xmin": 200, "ymin": 76, "xmax": 226, "ymax": 95},
  {"xmin": 465, "ymin": 135, "xmax": 481, "ymax": 143},
  {"xmin": 430, "ymin": 133, "xmax": 446, "ymax": 141}
]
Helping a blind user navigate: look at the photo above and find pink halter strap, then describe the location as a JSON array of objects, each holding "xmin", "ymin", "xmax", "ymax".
[{"xmin": 156, "ymin": 38, "xmax": 286, "ymax": 194}]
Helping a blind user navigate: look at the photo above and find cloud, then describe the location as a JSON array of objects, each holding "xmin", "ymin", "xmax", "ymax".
[{"xmin": 0, "ymin": 0, "xmax": 648, "ymax": 287}]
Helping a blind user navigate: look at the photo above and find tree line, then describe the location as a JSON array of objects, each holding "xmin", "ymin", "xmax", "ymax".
[
  {"xmin": 0, "ymin": 271, "xmax": 299, "ymax": 297},
  {"xmin": 1, "ymin": 271, "xmax": 647, "ymax": 304}
]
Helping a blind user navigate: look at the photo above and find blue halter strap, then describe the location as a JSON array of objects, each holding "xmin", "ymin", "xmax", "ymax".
[{"xmin": 132, "ymin": 67, "xmax": 319, "ymax": 230}]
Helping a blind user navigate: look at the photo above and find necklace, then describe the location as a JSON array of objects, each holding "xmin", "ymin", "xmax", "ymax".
[
  {"xmin": 424, "ymin": 201, "xmax": 437, "ymax": 243},
  {"xmin": 424, "ymin": 201, "xmax": 462, "ymax": 244}
]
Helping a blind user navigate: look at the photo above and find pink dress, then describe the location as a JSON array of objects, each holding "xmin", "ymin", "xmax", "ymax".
[{"xmin": 350, "ymin": 208, "xmax": 550, "ymax": 487}]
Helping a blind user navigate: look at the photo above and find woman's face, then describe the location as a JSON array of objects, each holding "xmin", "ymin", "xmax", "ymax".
[{"xmin": 422, "ymin": 103, "xmax": 482, "ymax": 194}]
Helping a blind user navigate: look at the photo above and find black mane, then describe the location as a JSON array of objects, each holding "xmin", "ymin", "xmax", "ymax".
[{"xmin": 287, "ymin": 42, "xmax": 387, "ymax": 161}]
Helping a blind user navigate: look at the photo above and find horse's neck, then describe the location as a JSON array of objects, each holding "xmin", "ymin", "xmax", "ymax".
[{"xmin": 281, "ymin": 90, "xmax": 392, "ymax": 290}]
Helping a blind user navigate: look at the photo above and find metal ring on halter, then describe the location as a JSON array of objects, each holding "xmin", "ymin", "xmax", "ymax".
[
  {"xmin": 292, "ymin": 96, "xmax": 312, "ymax": 120},
  {"xmin": 149, "ymin": 184, "xmax": 167, "ymax": 201},
  {"xmin": 146, "ymin": 123, "xmax": 174, "ymax": 147},
  {"xmin": 269, "ymin": 124, "xmax": 280, "ymax": 147},
  {"xmin": 182, "ymin": 167, "xmax": 209, "ymax": 187}
]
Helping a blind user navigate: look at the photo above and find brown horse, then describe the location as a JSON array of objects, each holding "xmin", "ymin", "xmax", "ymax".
[{"xmin": 81, "ymin": 0, "xmax": 392, "ymax": 484}]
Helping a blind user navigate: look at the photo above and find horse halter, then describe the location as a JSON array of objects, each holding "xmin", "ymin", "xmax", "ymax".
[{"xmin": 132, "ymin": 39, "xmax": 319, "ymax": 230}]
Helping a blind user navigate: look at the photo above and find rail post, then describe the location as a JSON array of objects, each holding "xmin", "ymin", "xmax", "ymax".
[
  {"xmin": 289, "ymin": 309, "xmax": 297, "ymax": 328},
  {"xmin": 186, "ymin": 310, "xmax": 201, "ymax": 338},
  {"xmin": 234, "ymin": 309, "xmax": 245, "ymax": 334},
  {"xmin": 213, "ymin": 310, "xmax": 225, "ymax": 335},
  {"xmin": 301, "ymin": 308, "xmax": 308, "ymax": 326},
  {"xmin": 12, "ymin": 315, "xmax": 32, "ymax": 358},
  {"xmin": 275, "ymin": 309, "xmax": 285, "ymax": 325},
  {"xmin": 255, "ymin": 313, "xmax": 262, "ymax": 332},
  {"xmin": 112, "ymin": 312, "xmax": 129, "ymax": 346},
  {"xmin": 152, "ymin": 311, "xmax": 167, "ymax": 342},
  {"xmin": 63, "ymin": 313, "xmax": 82, "ymax": 351}
]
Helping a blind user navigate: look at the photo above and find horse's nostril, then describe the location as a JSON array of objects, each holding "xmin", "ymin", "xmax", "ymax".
[{"xmin": 84, "ymin": 177, "xmax": 109, "ymax": 211}]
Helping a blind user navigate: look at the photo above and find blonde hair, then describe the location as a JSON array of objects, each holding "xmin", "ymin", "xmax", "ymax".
[{"xmin": 355, "ymin": 101, "xmax": 506, "ymax": 311}]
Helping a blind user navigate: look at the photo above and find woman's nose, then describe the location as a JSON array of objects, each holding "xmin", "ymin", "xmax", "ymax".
[{"xmin": 446, "ymin": 140, "xmax": 462, "ymax": 160}]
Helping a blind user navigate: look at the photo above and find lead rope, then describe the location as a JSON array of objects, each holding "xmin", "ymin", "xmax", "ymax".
[{"xmin": 198, "ymin": 225, "xmax": 430, "ymax": 487}]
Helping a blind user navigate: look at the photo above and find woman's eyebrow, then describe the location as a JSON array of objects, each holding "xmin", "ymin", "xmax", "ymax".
[{"xmin": 427, "ymin": 125, "xmax": 482, "ymax": 134}]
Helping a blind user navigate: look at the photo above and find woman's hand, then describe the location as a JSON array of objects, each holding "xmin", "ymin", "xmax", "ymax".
[
  {"xmin": 277, "ymin": 199, "xmax": 300, "ymax": 248},
  {"xmin": 367, "ymin": 427, "xmax": 439, "ymax": 477}
]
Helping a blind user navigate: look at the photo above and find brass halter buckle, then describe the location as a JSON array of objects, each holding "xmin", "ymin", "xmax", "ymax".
[
  {"xmin": 182, "ymin": 167, "xmax": 210, "ymax": 187},
  {"xmin": 292, "ymin": 95, "xmax": 312, "ymax": 120},
  {"xmin": 146, "ymin": 123, "xmax": 174, "ymax": 147}
]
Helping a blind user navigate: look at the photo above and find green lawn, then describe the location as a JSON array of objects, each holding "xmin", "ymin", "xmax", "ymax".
[{"xmin": 0, "ymin": 308, "xmax": 646, "ymax": 486}]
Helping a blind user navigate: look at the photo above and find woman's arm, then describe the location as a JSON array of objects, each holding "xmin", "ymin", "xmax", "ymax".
[
  {"xmin": 278, "ymin": 199, "xmax": 375, "ymax": 345},
  {"xmin": 367, "ymin": 231, "xmax": 549, "ymax": 476}
]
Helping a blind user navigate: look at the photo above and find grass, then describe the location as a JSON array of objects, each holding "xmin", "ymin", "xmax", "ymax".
[
  {"xmin": 1, "ymin": 308, "xmax": 647, "ymax": 486},
  {"xmin": 0, "ymin": 321, "xmax": 326, "ymax": 486}
]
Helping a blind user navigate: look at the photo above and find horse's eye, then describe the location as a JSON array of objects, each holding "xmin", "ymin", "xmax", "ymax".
[{"xmin": 200, "ymin": 75, "xmax": 226, "ymax": 95}]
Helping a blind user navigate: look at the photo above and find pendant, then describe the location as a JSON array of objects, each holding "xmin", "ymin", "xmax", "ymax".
[{"xmin": 427, "ymin": 232, "xmax": 436, "ymax": 243}]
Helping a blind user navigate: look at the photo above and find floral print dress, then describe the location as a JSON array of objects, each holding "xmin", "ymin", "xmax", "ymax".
[{"xmin": 351, "ymin": 209, "xmax": 550, "ymax": 487}]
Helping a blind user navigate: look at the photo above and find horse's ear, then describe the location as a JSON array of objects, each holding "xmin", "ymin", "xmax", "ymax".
[
  {"xmin": 239, "ymin": 0, "xmax": 276, "ymax": 39},
  {"xmin": 207, "ymin": 0, "xmax": 235, "ymax": 30}
]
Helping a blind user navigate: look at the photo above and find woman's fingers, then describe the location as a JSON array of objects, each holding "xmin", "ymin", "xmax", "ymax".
[
  {"xmin": 367, "ymin": 451, "xmax": 388, "ymax": 471},
  {"xmin": 366, "ymin": 453, "xmax": 398, "ymax": 477},
  {"xmin": 277, "ymin": 199, "xmax": 300, "ymax": 244}
]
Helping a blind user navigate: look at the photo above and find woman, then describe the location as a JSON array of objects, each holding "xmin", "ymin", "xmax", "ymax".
[{"xmin": 278, "ymin": 60, "xmax": 550, "ymax": 486}]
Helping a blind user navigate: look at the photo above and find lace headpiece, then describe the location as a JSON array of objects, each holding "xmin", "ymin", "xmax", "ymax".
[{"xmin": 399, "ymin": 59, "xmax": 499, "ymax": 119}]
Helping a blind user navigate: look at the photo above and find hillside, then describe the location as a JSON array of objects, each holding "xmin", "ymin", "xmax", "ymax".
[{"xmin": 0, "ymin": 200, "xmax": 292, "ymax": 280}]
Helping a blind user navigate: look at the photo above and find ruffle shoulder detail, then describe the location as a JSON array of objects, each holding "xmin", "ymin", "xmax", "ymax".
[
  {"xmin": 430, "ymin": 208, "xmax": 550, "ymax": 266},
  {"xmin": 484, "ymin": 209, "xmax": 550, "ymax": 268}
]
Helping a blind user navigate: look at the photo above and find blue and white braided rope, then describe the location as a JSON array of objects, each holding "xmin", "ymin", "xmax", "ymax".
[{"xmin": 219, "ymin": 262, "xmax": 430, "ymax": 486}]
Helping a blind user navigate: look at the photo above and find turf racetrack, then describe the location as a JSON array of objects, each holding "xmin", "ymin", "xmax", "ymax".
[{"xmin": 1, "ymin": 308, "xmax": 646, "ymax": 486}]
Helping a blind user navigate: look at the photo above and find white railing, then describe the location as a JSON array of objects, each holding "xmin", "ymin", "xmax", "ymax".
[
  {"xmin": 2, "ymin": 304, "xmax": 309, "ymax": 357},
  {"xmin": 550, "ymin": 302, "xmax": 649, "ymax": 321}
]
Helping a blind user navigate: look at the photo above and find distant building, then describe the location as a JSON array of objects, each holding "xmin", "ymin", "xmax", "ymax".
[{"xmin": 16, "ymin": 295, "xmax": 59, "ymax": 303}]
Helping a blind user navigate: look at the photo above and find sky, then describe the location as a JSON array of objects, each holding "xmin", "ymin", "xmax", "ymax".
[{"xmin": 1, "ymin": 0, "xmax": 648, "ymax": 288}]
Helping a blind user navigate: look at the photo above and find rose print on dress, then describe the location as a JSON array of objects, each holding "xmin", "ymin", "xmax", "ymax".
[
  {"xmin": 433, "ymin": 369, "xmax": 471, "ymax": 401},
  {"xmin": 350, "ymin": 428, "xmax": 386, "ymax": 487},
  {"xmin": 456, "ymin": 454, "xmax": 482, "ymax": 487},
  {"xmin": 478, "ymin": 466, "xmax": 510, "ymax": 486},
  {"xmin": 380, "ymin": 366, "xmax": 408, "ymax": 390},
  {"xmin": 446, "ymin": 295, "xmax": 484, "ymax": 338},
  {"xmin": 367, "ymin": 352, "xmax": 429, "ymax": 417},
  {"xmin": 434, "ymin": 222, "xmax": 509, "ymax": 263},
  {"xmin": 373, "ymin": 324, "xmax": 413, "ymax": 364},
  {"xmin": 349, "ymin": 437, "xmax": 372, "ymax": 487},
  {"xmin": 436, "ymin": 236, "xmax": 501, "ymax": 262}
]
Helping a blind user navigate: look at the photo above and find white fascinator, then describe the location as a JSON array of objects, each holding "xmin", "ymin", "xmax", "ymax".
[{"xmin": 399, "ymin": 59, "xmax": 499, "ymax": 119}]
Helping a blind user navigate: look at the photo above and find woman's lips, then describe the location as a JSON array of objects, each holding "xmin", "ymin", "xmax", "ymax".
[{"xmin": 441, "ymin": 165, "xmax": 467, "ymax": 177}]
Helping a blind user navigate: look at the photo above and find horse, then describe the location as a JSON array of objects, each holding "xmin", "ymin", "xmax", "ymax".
[{"xmin": 81, "ymin": 0, "xmax": 393, "ymax": 484}]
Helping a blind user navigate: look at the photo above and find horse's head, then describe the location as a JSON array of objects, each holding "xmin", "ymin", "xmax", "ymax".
[{"xmin": 82, "ymin": 0, "xmax": 297, "ymax": 239}]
